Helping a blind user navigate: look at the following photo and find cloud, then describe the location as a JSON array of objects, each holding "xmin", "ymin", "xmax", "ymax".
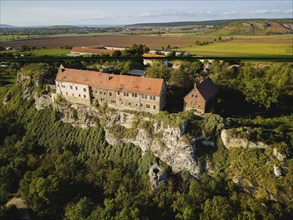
[
  {"xmin": 284, "ymin": 9, "xmax": 293, "ymax": 13},
  {"xmin": 124, "ymin": 9, "xmax": 214, "ymax": 20},
  {"xmin": 223, "ymin": 11, "xmax": 236, "ymax": 16},
  {"xmin": 271, "ymin": 9, "xmax": 280, "ymax": 13}
]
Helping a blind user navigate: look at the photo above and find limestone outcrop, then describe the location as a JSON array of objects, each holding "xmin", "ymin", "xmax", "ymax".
[
  {"xmin": 104, "ymin": 110, "xmax": 200, "ymax": 177},
  {"xmin": 53, "ymin": 102, "xmax": 200, "ymax": 177},
  {"xmin": 34, "ymin": 94, "xmax": 52, "ymax": 110},
  {"xmin": 221, "ymin": 129, "xmax": 267, "ymax": 149},
  {"xmin": 148, "ymin": 164, "xmax": 167, "ymax": 189}
]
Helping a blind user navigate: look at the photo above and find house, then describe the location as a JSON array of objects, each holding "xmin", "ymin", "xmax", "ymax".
[
  {"xmin": 172, "ymin": 61, "xmax": 181, "ymax": 69},
  {"xmin": 60, "ymin": 61, "xmax": 84, "ymax": 70},
  {"xmin": 53, "ymin": 67, "xmax": 167, "ymax": 114},
  {"xmin": 183, "ymin": 77, "xmax": 217, "ymax": 114},
  {"xmin": 104, "ymin": 46, "xmax": 128, "ymax": 51},
  {"xmin": 142, "ymin": 53, "xmax": 166, "ymax": 66},
  {"xmin": 71, "ymin": 47, "xmax": 114, "ymax": 56},
  {"xmin": 126, "ymin": 69, "xmax": 146, "ymax": 77}
]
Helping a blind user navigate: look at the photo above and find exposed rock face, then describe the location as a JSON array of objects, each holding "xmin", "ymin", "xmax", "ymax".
[
  {"xmin": 55, "ymin": 102, "xmax": 99, "ymax": 128},
  {"xmin": 104, "ymin": 111, "xmax": 200, "ymax": 177},
  {"xmin": 52, "ymin": 102, "xmax": 200, "ymax": 177},
  {"xmin": 221, "ymin": 129, "xmax": 267, "ymax": 149},
  {"xmin": 34, "ymin": 94, "xmax": 52, "ymax": 110},
  {"xmin": 148, "ymin": 164, "xmax": 167, "ymax": 189},
  {"xmin": 274, "ymin": 165, "xmax": 282, "ymax": 177},
  {"xmin": 273, "ymin": 148, "xmax": 286, "ymax": 162}
]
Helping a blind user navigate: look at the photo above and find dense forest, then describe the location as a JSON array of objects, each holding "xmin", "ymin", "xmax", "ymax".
[{"xmin": 0, "ymin": 60, "xmax": 292, "ymax": 219}]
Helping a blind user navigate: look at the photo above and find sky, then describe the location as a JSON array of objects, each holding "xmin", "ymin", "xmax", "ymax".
[{"xmin": 1, "ymin": 0, "xmax": 292, "ymax": 26}]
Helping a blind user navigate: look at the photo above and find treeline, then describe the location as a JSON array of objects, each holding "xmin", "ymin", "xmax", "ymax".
[{"xmin": 209, "ymin": 62, "xmax": 293, "ymax": 116}]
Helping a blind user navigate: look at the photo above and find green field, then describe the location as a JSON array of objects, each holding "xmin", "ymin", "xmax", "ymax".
[
  {"xmin": 29, "ymin": 48, "xmax": 70, "ymax": 57},
  {"xmin": 181, "ymin": 42, "xmax": 293, "ymax": 57},
  {"xmin": 0, "ymin": 34, "xmax": 40, "ymax": 42}
]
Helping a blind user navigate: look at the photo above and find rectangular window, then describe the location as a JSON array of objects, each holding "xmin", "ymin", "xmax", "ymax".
[
  {"xmin": 128, "ymin": 102, "xmax": 131, "ymax": 106},
  {"xmin": 111, "ymin": 100, "xmax": 116, "ymax": 104},
  {"xmin": 79, "ymin": 94, "xmax": 81, "ymax": 97},
  {"xmin": 153, "ymin": 105, "xmax": 156, "ymax": 109},
  {"xmin": 66, "ymin": 92, "xmax": 68, "ymax": 95},
  {"xmin": 118, "ymin": 92, "xmax": 120, "ymax": 95},
  {"xmin": 100, "ymin": 91, "xmax": 103, "ymax": 95},
  {"xmin": 124, "ymin": 92, "xmax": 129, "ymax": 96},
  {"xmin": 109, "ymin": 92, "xmax": 112, "ymax": 96},
  {"xmin": 140, "ymin": 103, "xmax": 143, "ymax": 107},
  {"xmin": 146, "ymin": 104, "xmax": 150, "ymax": 108},
  {"xmin": 83, "ymin": 88, "xmax": 86, "ymax": 92},
  {"xmin": 132, "ymin": 93, "xmax": 137, "ymax": 97},
  {"xmin": 84, "ymin": 95, "xmax": 86, "ymax": 98},
  {"xmin": 70, "ymin": 85, "xmax": 73, "ymax": 89},
  {"xmin": 75, "ymin": 86, "xmax": 78, "ymax": 90}
]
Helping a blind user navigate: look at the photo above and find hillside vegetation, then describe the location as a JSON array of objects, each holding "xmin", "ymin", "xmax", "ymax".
[{"xmin": 0, "ymin": 62, "xmax": 292, "ymax": 219}]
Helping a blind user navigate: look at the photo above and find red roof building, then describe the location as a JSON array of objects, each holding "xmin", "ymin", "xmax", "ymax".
[{"xmin": 183, "ymin": 77, "xmax": 217, "ymax": 114}]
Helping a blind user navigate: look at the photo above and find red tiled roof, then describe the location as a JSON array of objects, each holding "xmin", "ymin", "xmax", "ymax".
[
  {"xmin": 56, "ymin": 68, "xmax": 164, "ymax": 96},
  {"xmin": 142, "ymin": 53, "xmax": 165, "ymax": 58},
  {"xmin": 71, "ymin": 47, "xmax": 114, "ymax": 55},
  {"xmin": 196, "ymin": 77, "xmax": 217, "ymax": 100}
]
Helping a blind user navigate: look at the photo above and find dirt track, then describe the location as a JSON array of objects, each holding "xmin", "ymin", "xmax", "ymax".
[{"xmin": 0, "ymin": 34, "xmax": 210, "ymax": 49}]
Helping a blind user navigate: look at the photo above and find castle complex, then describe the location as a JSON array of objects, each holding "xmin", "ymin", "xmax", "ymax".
[{"xmin": 53, "ymin": 67, "xmax": 167, "ymax": 114}]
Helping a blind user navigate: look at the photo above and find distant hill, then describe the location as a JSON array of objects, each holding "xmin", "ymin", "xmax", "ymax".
[
  {"xmin": 214, "ymin": 20, "xmax": 293, "ymax": 35},
  {"xmin": 126, "ymin": 19, "xmax": 239, "ymax": 27},
  {"xmin": 127, "ymin": 18, "xmax": 293, "ymax": 35},
  {"xmin": 47, "ymin": 25, "xmax": 79, "ymax": 29},
  {"xmin": 0, "ymin": 24, "xmax": 19, "ymax": 29}
]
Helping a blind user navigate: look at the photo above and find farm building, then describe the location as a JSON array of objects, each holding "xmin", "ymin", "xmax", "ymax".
[
  {"xmin": 126, "ymin": 69, "xmax": 146, "ymax": 76},
  {"xmin": 53, "ymin": 67, "xmax": 167, "ymax": 114},
  {"xmin": 71, "ymin": 47, "xmax": 114, "ymax": 56},
  {"xmin": 183, "ymin": 77, "xmax": 217, "ymax": 114}
]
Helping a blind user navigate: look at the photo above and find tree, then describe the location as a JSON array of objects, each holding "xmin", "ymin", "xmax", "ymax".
[
  {"xmin": 65, "ymin": 197, "xmax": 94, "ymax": 220},
  {"xmin": 243, "ymin": 78, "xmax": 278, "ymax": 110},
  {"xmin": 146, "ymin": 61, "xmax": 170, "ymax": 81},
  {"xmin": 201, "ymin": 196, "xmax": 233, "ymax": 220},
  {"xmin": 112, "ymin": 50, "xmax": 122, "ymax": 57}
]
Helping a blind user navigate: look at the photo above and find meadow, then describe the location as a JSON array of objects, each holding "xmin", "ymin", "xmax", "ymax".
[
  {"xmin": 29, "ymin": 48, "xmax": 70, "ymax": 57},
  {"xmin": 181, "ymin": 40, "xmax": 293, "ymax": 57}
]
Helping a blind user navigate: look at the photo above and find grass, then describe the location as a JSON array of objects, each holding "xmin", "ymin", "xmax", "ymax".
[
  {"xmin": 181, "ymin": 42, "xmax": 293, "ymax": 57},
  {"xmin": 0, "ymin": 34, "xmax": 40, "ymax": 42},
  {"xmin": 29, "ymin": 48, "xmax": 70, "ymax": 57},
  {"xmin": 0, "ymin": 32, "xmax": 122, "ymax": 42}
]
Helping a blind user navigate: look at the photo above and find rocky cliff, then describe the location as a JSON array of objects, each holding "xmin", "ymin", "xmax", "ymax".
[{"xmin": 53, "ymin": 102, "xmax": 200, "ymax": 177}]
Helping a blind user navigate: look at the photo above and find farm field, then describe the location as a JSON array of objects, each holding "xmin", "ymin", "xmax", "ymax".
[
  {"xmin": 29, "ymin": 48, "xmax": 71, "ymax": 57},
  {"xmin": 0, "ymin": 34, "xmax": 213, "ymax": 49},
  {"xmin": 181, "ymin": 40, "xmax": 293, "ymax": 57},
  {"xmin": 0, "ymin": 33, "xmax": 292, "ymax": 58}
]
